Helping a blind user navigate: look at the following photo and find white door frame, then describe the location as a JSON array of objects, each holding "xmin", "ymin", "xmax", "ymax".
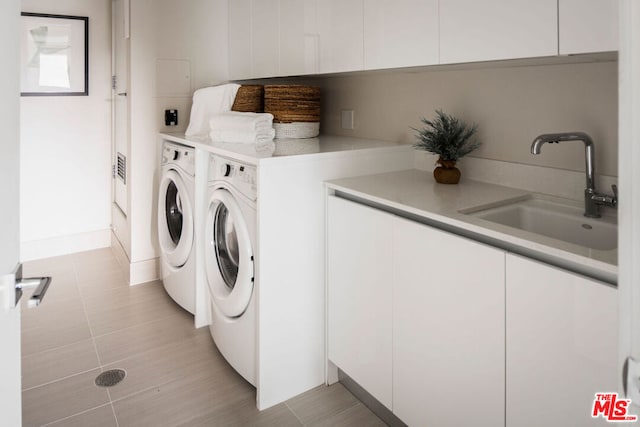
[
  {"xmin": 617, "ymin": 0, "xmax": 640, "ymax": 407},
  {"xmin": 0, "ymin": 0, "xmax": 23, "ymax": 425}
]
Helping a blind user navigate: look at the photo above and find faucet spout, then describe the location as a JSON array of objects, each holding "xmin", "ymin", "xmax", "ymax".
[
  {"xmin": 530, "ymin": 132, "xmax": 595, "ymax": 191},
  {"xmin": 530, "ymin": 132, "xmax": 615, "ymax": 218}
]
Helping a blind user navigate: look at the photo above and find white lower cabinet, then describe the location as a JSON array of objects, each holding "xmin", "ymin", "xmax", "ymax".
[
  {"xmin": 327, "ymin": 196, "xmax": 617, "ymax": 427},
  {"xmin": 327, "ymin": 196, "xmax": 394, "ymax": 409},
  {"xmin": 393, "ymin": 216, "xmax": 505, "ymax": 427},
  {"xmin": 506, "ymin": 254, "xmax": 617, "ymax": 427}
]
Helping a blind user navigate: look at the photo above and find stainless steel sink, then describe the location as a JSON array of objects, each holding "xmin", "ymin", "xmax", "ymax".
[{"xmin": 462, "ymin": 195, "xmax": 617, "ymax": 251}]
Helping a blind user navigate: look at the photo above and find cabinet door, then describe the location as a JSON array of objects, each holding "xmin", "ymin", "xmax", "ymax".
[
  {"xmin": 439, "ymin": 0, "xmax": 557, "ymax": 64},
  {"xmin": 280, "ymin": 0, "xmax": 320, "ymax": 76},
  {"xmin": 317, "ymin": 0, "xmax": 364, "ymax": 73},
  {"xmin": 228, "ymin": 0, "xmax": 252, "ymax": 80},
  {"xmin": 393, "ymin": 217, "xmax": 505, "ymax": 427},
  {"xmin": 251, "ymin": 0, "xmax": 280, "ymax": 78},
  {"xmin": 506, "ymin": 254, "xmax": 617, "ymax": 427},
  {"xmin": 327, "ymin": 196, "xmax": 393, "ymax": 409},
  {"xmin": 363, "ymin": 0, "xmax": 438, "ymax": 70},
  {"xmin": 559, "ymin": 0, "xmax": 618, "ymax": 55}
]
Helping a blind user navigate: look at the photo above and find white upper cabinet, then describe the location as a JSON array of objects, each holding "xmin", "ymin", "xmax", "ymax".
[
  {"xmin": 251, "ymin": 0, "xmax": 280, "ymax": 78},
  {"xmin": 279, "ymin": 0, "xmax": 320, "ymax": 76},
  {"xmin": 228, "ymin": 0, "xmax": 252, "ymax": 80},
  {"xmin": 439, "ymin": 0, "xmax": 558, "ymax": 64},
  {"xmin": 317, "ymin": 0, "xmax": 364, "ymax": 73},
  {"xmin": 559, "ymin": 0, "xmax": 618, "ymax": 55},
  {"xmin": 363, "ymin": 0, "xmax": 439, "ymax": 70}
]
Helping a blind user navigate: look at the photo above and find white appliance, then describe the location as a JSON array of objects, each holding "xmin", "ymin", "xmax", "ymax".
[
  {"xmin": 205, "ymin": 154, "xmax": 257, "ymax": 385},
  {"xmin": 158, "ymin": 141, "xmax": 196, "ymax": 314}
]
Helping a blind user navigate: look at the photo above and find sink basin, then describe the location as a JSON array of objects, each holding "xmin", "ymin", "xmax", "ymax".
[{"xmin": 462, "ymin": 195, "xmax": 617, "ymax": 251}]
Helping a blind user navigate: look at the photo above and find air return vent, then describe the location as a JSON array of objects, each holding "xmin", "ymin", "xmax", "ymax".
[{"xmin": 117, "ymin": 152, "xmax": 126, "ymax": 184}]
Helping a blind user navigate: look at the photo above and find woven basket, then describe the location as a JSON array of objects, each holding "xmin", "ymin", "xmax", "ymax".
[
  {"xmin": 264, "ymin": 85, "xmax": 320, "ymax": 124},
  {"xmin": 274, "ymin": 122, "xmax": 320, "ymax": 139},
  {"xmin": 232, "ymin": 85, "xmax": 264, "ymax": 113}
]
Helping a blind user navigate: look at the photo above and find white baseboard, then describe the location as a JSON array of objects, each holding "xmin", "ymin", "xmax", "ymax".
[
  {"xmin": 110, "ymin": 231, "xmax": 160, "ymax": 285},
  {"xmin": 111, "ymin": 231, "xmax": 131, "ymax": 284},
  {"xmin": 20, "ymin": 229, "xmax": 111, "ymax": 261},
  {"xmin": 130, "ymin": 257, "xmax": 160, "ymax": 285}
]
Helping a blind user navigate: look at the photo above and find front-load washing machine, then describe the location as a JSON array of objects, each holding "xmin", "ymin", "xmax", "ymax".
[
  {"xmin": 205, "ymin": 154, "xmax": 257, "ymax": 386},
  {"xmin": 158, "ymin": 141, "xmax": 196, "ymax": 314}
]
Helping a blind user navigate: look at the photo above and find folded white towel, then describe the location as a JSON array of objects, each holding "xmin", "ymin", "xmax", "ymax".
[
  {"xmin": 209, "ymin": 111, "xmax": 274, "ymax": 133},
  {"xmin": 185, "ymin": 84, "xmax": 241, "ymax": 137},
  {"xmin": 209, "ymin": 128, "xmax": 276, "ymax": 144}
]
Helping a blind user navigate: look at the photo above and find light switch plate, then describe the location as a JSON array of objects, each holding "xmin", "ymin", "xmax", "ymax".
[{"xmin": 341, "ymin": 110, "xmax": 355, "ymax": 130}]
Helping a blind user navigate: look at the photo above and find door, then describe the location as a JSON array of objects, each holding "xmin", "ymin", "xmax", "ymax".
[
  {"xmin": 205, "ymin": 188, "xmax": 254, "ymax": 318},
  {"xmin": 506, "ymin": 254, "xmax": 617, "ymax": 426},
  {"xmin": 326, "ymin": 196, "xmax": 394, "ymax": 410},
  {"xmin": 157, "ymin": 169, "xmax": 194, "ymax": 268},
  {"xmin": 0, "ymin": 0, "xmax": 22, "ymax": 424},
  {"xmin": 112, "ymin": 0, "xmax": 129, "ymax": 214},
  {"xmin": 618, "ymin": 0, "xmax": 640, "ymax": 414}
]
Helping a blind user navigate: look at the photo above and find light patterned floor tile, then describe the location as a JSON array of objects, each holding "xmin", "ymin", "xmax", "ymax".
[
  {"xmin": 183, "ymin": 395, "xmax": 303, "ymax": 427},
  {"xmin": 309, "ymin": 403, "xmax": 387, "ymax": 427},
  {"xmin": 45, "ymin": 404, "xmax": 117, "ymax": 427},
  {"xmin": 22, "ymin": 338, "xmax": 99, "ymax": 390},
  {"xmin": 93, "ymin": 311, "xmax": 198, "ymax": 365},
  {"xmin": 285, "ymin": 384, "xmax": 360, "ymax": 426},
  {"xmin": 22, "ymin": 369, "xmax": 110, "ymax": 427}
]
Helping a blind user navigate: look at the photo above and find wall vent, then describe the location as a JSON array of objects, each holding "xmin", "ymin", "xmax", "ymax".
[{"xmin": 117, "ymin": 152, "xmax": 126, "ymax": 184}]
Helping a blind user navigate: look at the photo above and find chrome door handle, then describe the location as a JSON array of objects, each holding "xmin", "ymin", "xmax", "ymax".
[{"xmin": 14, "ymin": 264, "xmax": 52, "ymax": 308}]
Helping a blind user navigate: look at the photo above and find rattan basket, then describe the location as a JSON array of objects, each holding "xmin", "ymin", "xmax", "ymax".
[
  {"xmin": 232, "ymin": 85, "xmax": 264, "ymax": 113},
  {"xmin": 265, "ymin": 85, "xmax": 320, "ymax": 138}
]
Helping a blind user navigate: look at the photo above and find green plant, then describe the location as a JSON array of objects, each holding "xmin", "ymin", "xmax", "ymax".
[{"xmin": 413, "ymin": 110, "xmax": 481, "ymax": 162}]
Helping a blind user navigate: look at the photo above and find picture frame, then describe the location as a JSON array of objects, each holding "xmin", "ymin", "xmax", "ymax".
[{"xmin": 20, "ymin": 12, "xmax": 89, "ymax": 96}]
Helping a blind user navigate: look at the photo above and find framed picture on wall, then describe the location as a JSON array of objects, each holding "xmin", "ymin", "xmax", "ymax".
[{"xmin": 20, "ymin": 12, "xmax": 89, "ymax": 96}]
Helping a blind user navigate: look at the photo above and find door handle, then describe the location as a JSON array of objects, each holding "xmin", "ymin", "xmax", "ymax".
[
  {"xmin": 117, "ymin": 92, "xmax": 127, "ymax": 97},
  {"xmin": 14, "ymin": 264, "xmax": 52, "ymax": 308}
]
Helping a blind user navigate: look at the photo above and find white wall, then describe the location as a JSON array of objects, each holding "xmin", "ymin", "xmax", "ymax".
[
  {"xmin": 20, "ymin": 0, "xmax": 112, "ymax": 259},
  {"xmin": 128, "ymin": 0, "xmax": 228, "ymax": 265},
  {"xmin": 320, "ymin": 60, "xmax": 618, "ymax": 177}
]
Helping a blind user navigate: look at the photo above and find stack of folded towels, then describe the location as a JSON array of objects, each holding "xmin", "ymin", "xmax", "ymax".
[{"xmin": 209, "ymin": 111, "xmax": 275, "ymax": 145}]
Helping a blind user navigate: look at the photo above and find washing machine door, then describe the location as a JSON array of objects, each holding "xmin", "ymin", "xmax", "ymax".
[
  {"xmin": 158, "ymin": 169, "xmax": 193, "ymax": 268},
  {"xmin": 206, "ymin": 188, "xmax": 254, "ymax": 318}
]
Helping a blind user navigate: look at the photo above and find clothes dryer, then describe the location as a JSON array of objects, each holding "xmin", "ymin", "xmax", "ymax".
[
  {"xmin": 205, "ymin": 154, "xmax": 257, "ymax": 385},
  {"xmin": 158, "ymin": 141, "xmax": 196, "ymax": 314}
]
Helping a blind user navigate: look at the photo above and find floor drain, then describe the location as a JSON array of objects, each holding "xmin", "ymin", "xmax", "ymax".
[{"xmin": 95, "ymin": 369, "xmax": 126, "ymax": 387}]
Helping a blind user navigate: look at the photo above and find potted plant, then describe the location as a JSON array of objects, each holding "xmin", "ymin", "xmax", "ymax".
[{"xmin": 413, "ymin": 110, "xmax": 481, "ymax": 184}]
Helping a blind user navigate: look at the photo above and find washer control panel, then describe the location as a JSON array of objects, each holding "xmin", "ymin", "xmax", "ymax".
[{"xmin": 162, "ymin": 142, "xmax": 195, "ymax": 176}]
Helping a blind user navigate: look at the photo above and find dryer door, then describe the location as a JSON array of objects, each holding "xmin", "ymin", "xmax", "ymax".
[
  {"xmin": 158, "ymin": 169, "xmax": 194, "ymax": 268},
  {"xmin": 206, "ymin": 188, "xmax": 254, "ymax": 318}
]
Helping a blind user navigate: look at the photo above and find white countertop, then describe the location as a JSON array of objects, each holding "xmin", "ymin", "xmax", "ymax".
[
  {"xmin": 160, "ymin": 133, "xmax": 411, "ymax": 165},
  {"xmin": 326, "ymin": 169, "xmax": 617, "ymax": 284}
]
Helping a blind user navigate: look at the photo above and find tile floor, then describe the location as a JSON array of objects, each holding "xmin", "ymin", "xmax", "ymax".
[{"xmin": 21, "ymin": 248, "xmax": 385, "ymax": 427}]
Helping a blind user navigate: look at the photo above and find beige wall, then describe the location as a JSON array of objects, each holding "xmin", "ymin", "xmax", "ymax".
[{"xmin": 319, "ymin": 60, "xmax": 618, "ymax": 177}]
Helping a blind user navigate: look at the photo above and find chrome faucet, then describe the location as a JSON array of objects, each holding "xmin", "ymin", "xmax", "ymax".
[{"xmin": 530, "ymin": 132, "xmax": 617, "ymax": 218}]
